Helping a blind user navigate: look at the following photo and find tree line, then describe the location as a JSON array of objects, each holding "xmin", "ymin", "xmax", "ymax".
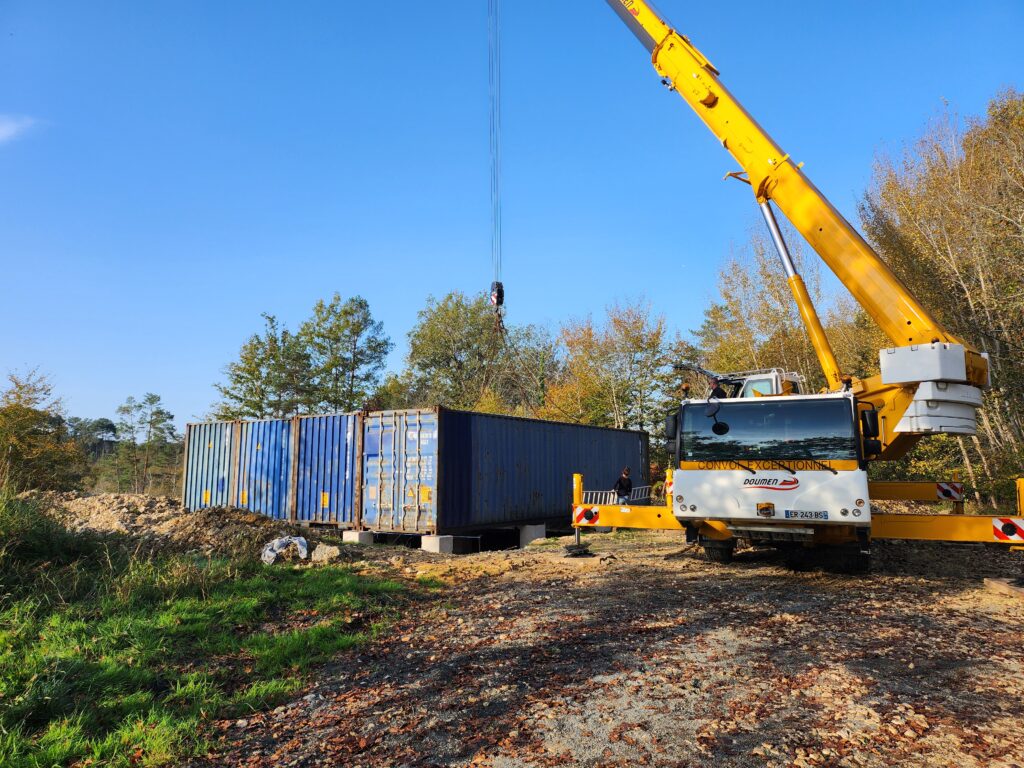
[
  {"xmin": 0, "ymin": 369, "xmax": 181, "ymax": 495},
  {"xmin": 5, "ymin": 91, "xmax": 1020, "ymax": 508}
]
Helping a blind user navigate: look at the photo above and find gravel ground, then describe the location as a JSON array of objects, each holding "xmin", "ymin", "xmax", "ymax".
[{"xmin": 193, "ymin": 531, "xmax": 1024, "ymax": 768}]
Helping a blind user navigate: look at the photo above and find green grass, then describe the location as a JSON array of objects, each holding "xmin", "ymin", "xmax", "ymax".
[{"xmin": 0, "ymin": 490, "xmax": 413, "ymax": 767}]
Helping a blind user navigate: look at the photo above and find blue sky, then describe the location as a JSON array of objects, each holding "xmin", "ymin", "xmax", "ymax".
[{"xmin": 2, "ymin": 1, "xmax": 1023, "ymax": 427}]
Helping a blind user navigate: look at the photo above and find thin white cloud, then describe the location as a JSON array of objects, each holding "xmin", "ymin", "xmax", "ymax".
[{"xmin": 0, "ymin": 115, "xmax": 36, "ymax": 145}]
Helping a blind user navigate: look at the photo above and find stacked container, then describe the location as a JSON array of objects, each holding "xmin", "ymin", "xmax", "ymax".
[{"xmin": 182, "ymin": 408, "xmax": 648, "ymax": 535}]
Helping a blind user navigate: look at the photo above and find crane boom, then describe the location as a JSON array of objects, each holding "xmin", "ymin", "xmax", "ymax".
[{"xmin": 605, "ymin": 0, "xmax": 988, "ymax": 388}]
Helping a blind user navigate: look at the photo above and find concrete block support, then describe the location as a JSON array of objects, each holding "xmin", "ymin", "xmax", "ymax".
[
  {"xmin": 342, "ymin": 530, "xmax": 374, "ymax": 545},
  {"xmin": 422, "ymin": 535, "xmax": 454, "ymax": 554},
  {"xmin": 519, "ymin": 524, "xmax": 547, "ymax": 548}
]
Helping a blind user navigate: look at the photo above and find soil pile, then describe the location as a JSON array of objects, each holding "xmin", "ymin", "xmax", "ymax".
[{"xmin": 21, "ymin": 491, "xmax": 312, "ymax": 557}]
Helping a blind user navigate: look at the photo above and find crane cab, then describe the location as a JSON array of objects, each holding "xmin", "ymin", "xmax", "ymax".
[
  {"xmin": 699, "ymin": 368, "xmax": 804, "ymax": 399},
  {"xmin": 664, "ymin": 393, "xmax": 871, "ymax": 558}
]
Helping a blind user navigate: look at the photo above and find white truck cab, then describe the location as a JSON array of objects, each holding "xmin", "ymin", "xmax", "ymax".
[{"xmin": 665, "ymin": 393, "xmax": 871, "ymax": 554}]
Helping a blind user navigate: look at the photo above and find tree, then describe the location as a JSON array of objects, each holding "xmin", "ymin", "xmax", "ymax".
[
  {"xmin": 107, "ymin": 394, "xmax": 179, "ymax": 494},
  {"xmin": 860, "ymin": 90, "xmax": 1024, "ymax": 505},
  {"xmin": 694, "ymin": 230, "xmax": 827, "ymax": 392},
  {"xmin": 300, "ymin": 294, "xmax": 392, "ymax": 412},
  {"xmin": 541, "ymin": 301, "xmax": 668, "ymax": 432},
  {"xmin": 67, "ymin": 417, "xmax": 117, "ymax": 460},
  {"xmin": 405, "ymin": 292, "xmax": 506, "ymax": 410},
  {"xmin": 367, "ymin": 371, "xmax": 419, "ymax": 412},
  {"xmin": 0, "ymin": 370, "xmax": 85, "ymax": 491},
  {"xmin": 215, "ymin": 314, "xmax": 313, "ymax": 419},
  {"xmin": 403, "ymin": 292, "xmax": 558, "ymax": 415}
]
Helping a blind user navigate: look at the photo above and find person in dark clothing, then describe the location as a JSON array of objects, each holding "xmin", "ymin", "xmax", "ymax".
[
  {"xmin": 613, "ymin": 466, "xmax": 632, "ymax": 504},
  {"xmin": 708, "ymin": 376, "xmax": 729, "ymax": 399}
]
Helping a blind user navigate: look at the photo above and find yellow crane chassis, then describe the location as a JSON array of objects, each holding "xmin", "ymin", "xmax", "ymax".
[
  {"xmin": 572, "ymin": 501, "xmax": 1023, "ymax": 546},
  {"xmin": 571, "ymin": 474, "xmax": 1024, "ymax": 546}
]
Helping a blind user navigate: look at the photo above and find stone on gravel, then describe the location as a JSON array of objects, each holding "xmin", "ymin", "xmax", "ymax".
[{"xmin": 311, "ymin": 544, "xmax": 342, "ymax": 563}]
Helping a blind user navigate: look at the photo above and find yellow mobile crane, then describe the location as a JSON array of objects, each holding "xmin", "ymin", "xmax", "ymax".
[{"xmin": 572, "ymin": 0, "xmax": 1024, "ymax": 567}]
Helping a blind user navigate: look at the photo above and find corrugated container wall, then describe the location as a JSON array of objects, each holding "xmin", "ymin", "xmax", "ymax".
[
  {"xmin": 295, "ymin": 414, "xmax": 361, "ymax": 526},
  {"xmin": 235, "ymin": 419, "xmax": 292, "ymax": 520},
  {"xmin": 361, "ymin": 408, "xmax": 649, "ymax": 534},
  {"xmin": 181, "ymin": 414, "xmax": 362, "ymax": 527},
  {"xmin": 361, "ymin": 410, "xmax": 439, "ymax": 533},
  {"xmin": 182, "ymin": 422, "xmax": 234, "ymax": 510}
]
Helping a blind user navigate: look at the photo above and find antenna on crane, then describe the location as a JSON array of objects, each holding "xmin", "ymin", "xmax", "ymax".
[{"xmin": 488, "ymin": 0, "xmax": 505, "ymax": 327}]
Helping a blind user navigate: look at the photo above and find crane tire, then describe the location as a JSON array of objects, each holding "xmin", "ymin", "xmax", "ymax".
[{"xmin": 702, "ymin": 540, "xmax": 735, "ymax": 564}]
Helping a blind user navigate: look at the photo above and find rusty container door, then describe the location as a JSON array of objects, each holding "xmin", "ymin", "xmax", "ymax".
[{"xmin": 361, "ymin": 409, "xmax": 438, "ymax": 533}]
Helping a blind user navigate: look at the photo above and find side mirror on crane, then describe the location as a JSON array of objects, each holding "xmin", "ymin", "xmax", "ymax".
[
  {"xmin": 664, "ymin": 411, "xmax": 678, "ymax": 441},
  {"xmin": 861, "ymin": 409, "xmax": 880, "ymax": 438},
  {"xmin": 704, "ymin": 400, "xmax": 730, "ymax": 435},
  {"xmin": 861, "ymin": 409, "xmax": 882, "ymax": 457}
]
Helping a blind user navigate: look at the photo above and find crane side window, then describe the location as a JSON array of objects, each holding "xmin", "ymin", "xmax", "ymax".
[{"xmin": 740, "ymin": 378, "xmax": 776, "ymax": 398}]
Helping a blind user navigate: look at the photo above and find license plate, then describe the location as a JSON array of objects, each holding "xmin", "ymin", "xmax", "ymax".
[{"xmin": 784, "ymin": 510, "xmax": 829, "ymax": 520}]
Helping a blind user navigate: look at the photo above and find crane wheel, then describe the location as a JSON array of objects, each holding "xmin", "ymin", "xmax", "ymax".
[
  {"xmin": 781, "ymin": 544, "xmax": 869, "ymax": 574},
  {"xmin": 829, "ymin": 546, "xmax": 870, "ymax": 575},
  {"xmin": 701, "ymin": 539, "xmax": 735, "ymax": 564}
]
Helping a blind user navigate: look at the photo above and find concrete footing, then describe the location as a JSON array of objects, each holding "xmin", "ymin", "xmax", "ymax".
[
  {"xmin": 342, "ymin": 530, "xmax": 374, "ymax": 545},
  {"xmin": 422, "ymin": 535, "xmax": 454, "ymax": 554},
  {"xmin": 519, "ymin": 524, "xmax": 547, "ymax": 548}
]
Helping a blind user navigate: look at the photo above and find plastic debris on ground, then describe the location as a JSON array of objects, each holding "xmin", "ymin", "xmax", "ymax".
[{"xmin": 261, "ymin": 536, "xmax": 309, "ymax": 565}]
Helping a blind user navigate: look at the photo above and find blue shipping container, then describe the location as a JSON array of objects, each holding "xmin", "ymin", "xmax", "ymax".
[
  {"xmin": 295, "ymin": 413, "xmax": 361, "ymax": 526},
  {"xmin": 361, "ymin": 408, "xmax": 649, "ymax": 534},
  {"xmin": 234, "ymin": 419, "xmax": 293, "ymax": 520},
  {"xmin": 183, "ymin": 409, "xmax": 648, "ymax": 533}
]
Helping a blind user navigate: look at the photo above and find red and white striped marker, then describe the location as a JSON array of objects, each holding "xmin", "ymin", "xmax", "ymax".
[
  {"xmin": 993, "ymin": 518, "xmax": 1024, "ymax": 542},
  {"xmin": 573, "ymin": 505, "xmax": 601, "ymax": 526},
  {"xmin": 936, "ymin": 482, "xmax": 964, "ymax": 501}
]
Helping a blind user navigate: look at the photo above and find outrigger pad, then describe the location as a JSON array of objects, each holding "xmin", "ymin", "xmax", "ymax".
[{"xmin": 563, "ymin": 542, "xmax": 593, "ymax": 558}]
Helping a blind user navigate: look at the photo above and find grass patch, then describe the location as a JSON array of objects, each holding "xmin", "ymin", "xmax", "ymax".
[
  {"xmin": 414, "ymin": 575, "xmax": 446, "ymax": 589},
  {"xmin": 0, "ymin": 490, "xmax": 414, "ymax": 767}
]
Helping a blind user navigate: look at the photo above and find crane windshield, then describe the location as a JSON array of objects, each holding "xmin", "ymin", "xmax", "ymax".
[{"xmin": 680, "ymin": 398, "xmax": 857, "ymax": 462}]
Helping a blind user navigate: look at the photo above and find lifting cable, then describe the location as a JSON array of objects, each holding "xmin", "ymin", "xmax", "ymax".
[
  {"xmin": 487, "ymin": 0, "xmax": 505, "ymax": 320},
  {"xmin": 482, "ymin": 0, "xmax": 571, "ymax": 422}
]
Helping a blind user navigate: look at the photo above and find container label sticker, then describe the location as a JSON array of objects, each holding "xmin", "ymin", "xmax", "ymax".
[
  {"xmin": 241, "ymin": 489, "xmax": 248, "ymax": 505},
  {"xmin": 419, "ymin": 486, "xmax": 432, "ymax": 503},
  {"xmin": 321, "ymin": 491, "xmax": 330, "ymax": 509},
  {"xmin": 203, "ymin": 489, "xmax": 211, "ymax": 505},
  {"xmin": 368, "ymin": 486, "xmax": 378, "ymax": 500}
]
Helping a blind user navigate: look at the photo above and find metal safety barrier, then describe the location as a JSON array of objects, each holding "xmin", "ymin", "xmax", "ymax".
[{"xmin": 582, "ymin": 485, "xmax": 652, "ymax": 506}]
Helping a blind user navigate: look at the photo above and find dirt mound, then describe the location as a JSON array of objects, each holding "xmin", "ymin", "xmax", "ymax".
[{"xmin": 21, "ymin": 491, "xmax": 313, "ymax": 557}]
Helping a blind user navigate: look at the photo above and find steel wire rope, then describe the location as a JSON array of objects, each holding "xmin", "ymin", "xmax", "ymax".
[{"xmin": 488, "ymin": 0, "xmax": 503, "ymax": 294}]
